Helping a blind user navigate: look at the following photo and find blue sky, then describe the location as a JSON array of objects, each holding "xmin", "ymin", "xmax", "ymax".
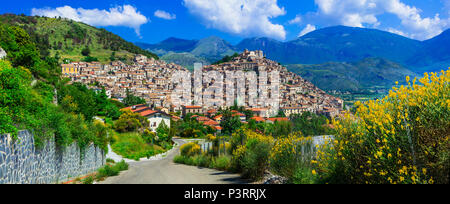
[{"xmin": 1, "ymin": 0, "xmax": 449, "ymax": 44}]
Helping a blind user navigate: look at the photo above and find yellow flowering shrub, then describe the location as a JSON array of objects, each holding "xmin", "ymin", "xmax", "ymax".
[
  {"xmin": 270, "ymin": 132, "xmax": 315, "ymax": 178},
  {"xmin": 206, "ymin": 134, "xmax": 216, "ymax": 141},
  {"xmin": 315, "ymin": 69, "xmax": 450, "ymax": 184},
  {"xmin": 230, "ymin": 129, "xmax": 274, "ymax": 179},
  {"xmin": 180, "ymin": 142, "xmax": 201, "ymax": 157}
]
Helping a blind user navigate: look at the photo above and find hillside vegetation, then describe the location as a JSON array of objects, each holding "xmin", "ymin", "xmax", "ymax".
[
  {"xmin": 0, "ymin": 19, "xmax": 127, "ymax": 151},
  {"xmin": 0, "ymin": 14, "xmax": 158, "ymax": 64},
  {"xmin": 316, "ymin": 70, "xmax": 450, "ymax": 184},
  {"xmin": 287, "ymin": 58, "xmax": 418, "ymax": 92}
]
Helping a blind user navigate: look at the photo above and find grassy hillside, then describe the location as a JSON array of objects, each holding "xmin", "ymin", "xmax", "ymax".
[
  {"xmin": 0, "ymin": 21, "xmax": 113, "ymax": 150},
  {"xmin": 287, "ymin": 57, "xmax": 417, "ymax": 93},
  {"xmin": 0, "ymin": 14, "xmax": 158, "ymax": 64},
  {"xmin": 160, "ymin": 52, "xmax": 210, "ymax": 71}
]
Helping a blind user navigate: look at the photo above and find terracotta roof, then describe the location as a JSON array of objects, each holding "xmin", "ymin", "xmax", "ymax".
[
  {"xmin": 267, "ymin": 117, "xmax": 289, "ymax": 122},
  {"xmin": 213, "ymin": 115, "xmax": 223, "ymax": 120},
  {"xmin": 248, "ymin": 108, "xmax": 268, "ymax": 112},
  {"xmin": 250, "ymin": 116, "xmax": 266, "ymax": 122},
  {"xmin": 184, "ymin": 106, "xmax": 202, "ymax": 109},
  {"xmin": 132, "ymin": 107, "xmax": 150, "ymax": 113},
  {"xmin": 203, "ymin": 120, "xmax": 219, "ymax": 126},
  {"xmin": 232, "ymin": 112, "xmax": 245, "ymax": 117},
  {"xmin": 196, "ymin": 116, "xmax": 211, "ymax": 122},
  {"xmin": 140, "ymin": 110, "xmax": 158, "ymax": 117},
  {"xmin": 120, "ymin": 104, "xmax": 146, "ymax": 112},
  {"xmin": 214, "ymin": 126, "xmax": 223, "ymax": 130}
]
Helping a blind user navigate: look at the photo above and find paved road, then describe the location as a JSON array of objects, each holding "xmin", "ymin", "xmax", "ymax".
[{"xmin": 100, "ymin": 139, "xmax": 246, "ymax": 184}]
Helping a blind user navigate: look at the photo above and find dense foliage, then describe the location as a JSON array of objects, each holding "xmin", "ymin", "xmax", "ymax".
[
  {"xmin": 0, "ymin": 22, "xmax": 110, "ymax": 151},
  {"xmin": 113, "ymin": 110, "xmax": 149, "ymax": 133},
  {"xmin": 0, "ymin": 22, "xmax": 60, "ymax": 83},
  {"xmin": 122, "ymin": 89, "xmax": 146, "ymax": 107},
  {"xmin": 176, "ymin": 113, "xmax": 216, "ymax": 138},
  {"xmin": 0, "ymin": 14, "xmax": 158, "ymax": 64},
  {"xmin": 314, "ymin": 70, "xmax": 450, "ymax": 184},
  {"xmin": 290, "ymin": 112, "xmax": 333, "ymax": 136},
  {"xmin": 110, "ymin": 131, "xmax": 166, "ymax": 161},
  {"xmin": 212, "ymin": 53, "xmax": 239, "ymax": 65}
]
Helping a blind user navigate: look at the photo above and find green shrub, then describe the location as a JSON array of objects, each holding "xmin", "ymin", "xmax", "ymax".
[
  {"xmin": 193, "ymin": 154, "xmax": 211, "ymax": 168},
  {"xmin": 115, "ymin": 160, "xmax": 129, "ymax": 171},
  {"xmin": 214, "ymin": 155, "xmax": 231, "ymax": 171},
  {"xmin": 97, "ymin": 164, "xmax": 119, "ymax": 178},
  {"xmin": 142, "ymin": 129, "xmax": 156, "ymax": 144},
  {"xmin": 95, "ymin": 160, "xmax": 128, "ymax": 181},
  {"xmin": 82, "ymin": 176, "xmax": 94, "ymax": 184},
  {"xmin": 111, "ymin": 132, "xmax": 165, "ymax": 161},
  {"xmin": 241, "ymin": 138, "xmax": 272, "ymax": 180},
  {"xmin": 173, "ymin": 155, "xmax": 187, "ymax": 164},
  {"xmin": 290, "ymin": 167, "xmax": 316, "ymax": 184}
]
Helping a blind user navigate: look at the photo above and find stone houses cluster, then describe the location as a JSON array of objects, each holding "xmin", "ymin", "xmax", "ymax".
[
  {"xmin": 62, "ymin": 55, "xmax": 187, "ymax": 111},
  {"xmin": 61, "ymin": 50, "xmax": 343, "ymax": 121},
  {"xmin": 198, "ymin": 49, "xmax": 343, "ymax": 117}
]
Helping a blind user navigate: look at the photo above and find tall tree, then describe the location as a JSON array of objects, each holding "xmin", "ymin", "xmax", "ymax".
[{"xmin": 123, "ymin": 89, "xmax": 146, "ymax": 107}]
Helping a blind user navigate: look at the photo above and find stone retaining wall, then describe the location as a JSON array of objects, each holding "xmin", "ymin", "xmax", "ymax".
[{"xmin": 0, "ymin": 130, "xmax": 105, "ymax": 184}]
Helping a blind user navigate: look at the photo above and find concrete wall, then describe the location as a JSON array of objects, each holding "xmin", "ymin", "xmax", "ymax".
[
  {"xmin": 0, "ymin": 130, "xmax": 105, "ymax": 184},
  {"xmin": 0, "ymin": 47, "xmax": 6, "ymax": 59}
]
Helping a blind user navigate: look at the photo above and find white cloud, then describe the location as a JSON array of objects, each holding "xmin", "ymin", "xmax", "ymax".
[
  {"xmin": 299, "ymin": 0, "xmax": 450, "ymax": 40},
  {"xmin": 289, "ymin": 15, "xmax": 302, "ymax": 25},
  {"xmin": 183, "ymin": 0, "xmax": 287, "ymax": 40},
  {"xmin": 386, "ymin": 27, "xmax": 410, "ymax": 38},
  {"xmin": 31, "ymin": 5, "xmax": 148, "ymax": 37},
  {"xmin": 298, "ymin": 24, "xmax": 316, "ymax": 37},
  {"xmin": 154, "ymin": 10, "xmax": 176, "ymax": 20}
]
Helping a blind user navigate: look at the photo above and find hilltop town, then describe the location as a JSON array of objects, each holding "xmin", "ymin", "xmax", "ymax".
[{"xmin": 61, "ymin": 50, "xmax": 343, "ymax": 118}]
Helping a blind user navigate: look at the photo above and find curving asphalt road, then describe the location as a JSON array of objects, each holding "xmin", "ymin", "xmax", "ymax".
[{"xmin": 100, "ymin": 139, "xmax": 246, "ymax": 184}]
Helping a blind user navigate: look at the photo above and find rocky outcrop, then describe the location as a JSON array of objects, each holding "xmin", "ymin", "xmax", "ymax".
[{"xmin": 0, "ymin": 47, "xmax": 6, "ymax": 59}]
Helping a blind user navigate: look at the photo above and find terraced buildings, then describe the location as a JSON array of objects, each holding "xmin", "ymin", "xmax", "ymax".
[{"xmin": 61, "ymin": 50, "xmax": 343, "ymax": 118}]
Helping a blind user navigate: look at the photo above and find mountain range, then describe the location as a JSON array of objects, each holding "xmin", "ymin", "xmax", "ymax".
[
  {"xmin": 137, "ymin": 26, "xmax": 450, "ymax": 93},
  {"xmin": 138, "ymin": 26, "xmax": 450, "ymax": 73}
]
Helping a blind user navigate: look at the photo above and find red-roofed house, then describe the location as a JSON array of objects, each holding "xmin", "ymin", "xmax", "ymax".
[
  {"xmin": 121, "ymin": 105, "xmax": 171, "ymax": 132},
  {"xmin": 248, "ymin": 108, "xmax": 270, "ymax": 118},
  {"xmin": 232, "ymin": 112, "xmax": 246, "ymax": 122},
  {"xmin": 266, "ymin": 117, "xmax": 289, "ymax": 124},
  {"xmin": 143, "ymin": 111, "xmax": 172, "ymax": 132},
  {"xmin": 207, "ymin": 109, "xmax": 217, "ymax": 117},
  {"xmin": 202, "ymin": 120, "xmax": 219, "ymax": 126},
  {"xmin": 120, "ymin": 104, "xmax": 147, "ymax": 112},
  {"xmin": 213, "ymin": 115, "xmax": 223, "ymax": 123},
  {"xmin": 196, "ymin": 116, "xmax": 211, "ymax": 122},
  {"xmin": 250, "ymin": 116, "xmax": 266, "ymax": 123},
  {"xmin": 182, "ymin": 105, "xmax": 203, "ymax": 117}
]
